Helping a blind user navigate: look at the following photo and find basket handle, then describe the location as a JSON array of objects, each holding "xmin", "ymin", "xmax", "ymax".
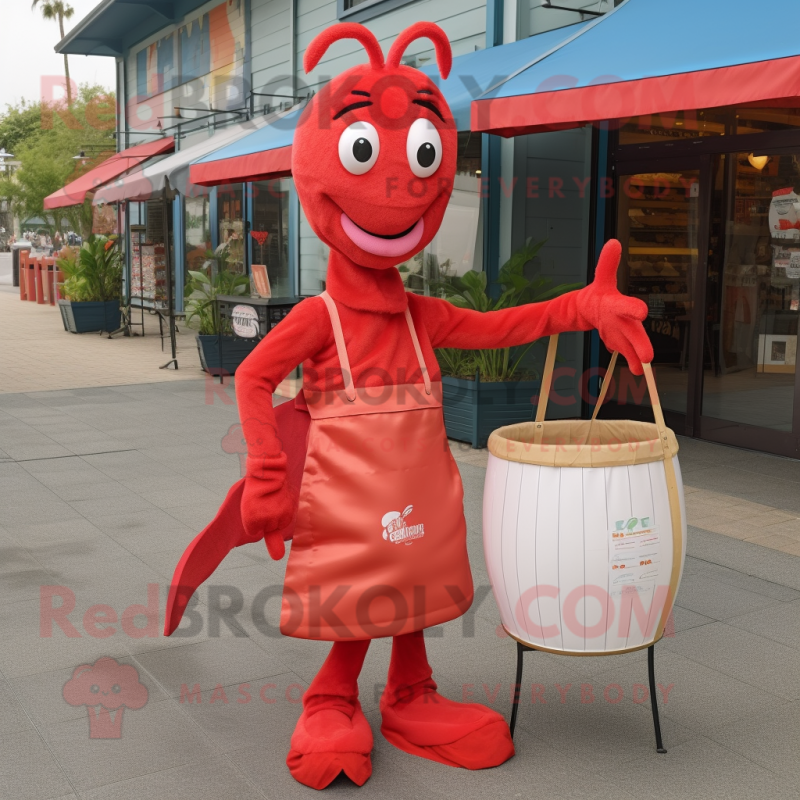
[{"xmin": 537, "ymin": 334, "xmax": 671, "ymax": 453}]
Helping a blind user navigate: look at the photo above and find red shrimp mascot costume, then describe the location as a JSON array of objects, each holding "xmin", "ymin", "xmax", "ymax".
[{"xmin": 165, "ymin": 21, "xmax": 653, "ymax": 791}]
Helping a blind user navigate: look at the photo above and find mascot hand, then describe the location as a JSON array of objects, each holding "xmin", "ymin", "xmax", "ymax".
[
  {"xmin": 577, "ymin": 239, "xmax": 654, "ymax": 376},
  {"xmin": 241, "ymin": 478, "xmax": 296, "ymax": 560}
]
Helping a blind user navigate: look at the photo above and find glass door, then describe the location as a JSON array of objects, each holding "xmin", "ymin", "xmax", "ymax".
[
  {"xmin": 699, "ymin": 150, "xmax": 800, "ymax": 454},
  {"xmin": 614, "ymin": 159, "xmax": 709, "ymax": 431}
]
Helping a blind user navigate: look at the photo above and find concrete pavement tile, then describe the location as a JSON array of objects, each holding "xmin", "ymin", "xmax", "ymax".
[
  {"xmin": 705, "ymin": 699, "xmax": 800, "ymax": 782},
  {"xmin": 671, "ymin": 605, "xmax": 715, "ymax": 632},
  {"xmin": 0, "ymin": 728, "xmax": 74, "ymax": 800},
  {"xmin": 133, "ymin": 637, "xmax": 287, "ymax": 698},
  {"xmin": 0, "ymin": 499, "xmax": 83, "ymax": 528},
  {"xmin": 686, "ymin": 528, "xmax": 800, "ymax": 591},
  {"xmin": 513, "ymin": 687, "xmax": 696, "ymax": 772},
  {"xmin": 41, "ymin": 695, "xmax": 218, "ymax": 793},
  {"xmin": 10, "ymin": 656, "xmax": 171, "ymax": 728},
  {"xmin": 174, "ymin": 673, "xmax": 306, "ymax": 754},
  {"xmin": 667, "ymin": 573, "xmax": 783, "ymax": 621},
  {"xmin": 589, "ymin": 649, "xmax": 784, "ymax": 734},
  {"xmin": 0, "ymin": 628, "xmax": 130, "ymax": 680},
  {"xmin": 3, "ymin": 517, "xmax": 105, "ymax": 546},
  {"xmin": 664, "ymin": 622, "xmax": 800, "ymax": 700},
  {"xmin": 135, "ymin": 546, "xmax": 255, "ymax": 580},
  {"xmin": 80, "ymin": 757, "xmax": 267, "ymax": 800},
  {"xmin": 67, "ymin": 492, "xmax": 162, "ymax": 522},
  {"xmin": 0, "ymin": 566, "xmax": 59, "ymax": 604},
  {"xmin": 0, "ymin": 541, "xmax": 46, "ymax": 575},
  {"xmin": 593, "ymin": 733, "xmax": 798, "ymax": 800},
  {"xmin": 0, "ymin": 678, "xmax": 37, "ymax": 737},
  {"xmin": 726, "ymin": 598, "xmax": 800, "ymax": 650},
  {"xmin": 744, "ymin": 534, "xmax": 800, "ymax": 556},
  {"xmin": 163, "ymin": 502, "xmax": 228, "ymax": 531},
  {"xmin": 679, "ymin": 559, "xmax": 800, "ymax": 601}
]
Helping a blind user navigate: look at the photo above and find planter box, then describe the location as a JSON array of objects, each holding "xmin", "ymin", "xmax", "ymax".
[
  {"xmin": 197, "ymin": 334, "xmax": 259, "ymax": 376},
  {"xmin": 58, "ymin": 299, "xmax": 121, "ymax": 334},
  {"xmin": 442, "ymin": 375, "xmax": 541, "ymax": 449}
]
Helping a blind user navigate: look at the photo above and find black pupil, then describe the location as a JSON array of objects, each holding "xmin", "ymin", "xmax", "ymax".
[
  {"xmin": 417, "ymin": 143, "xmax": 436, "ymax": 168},
  {"xmin": 352, "ymin": 138, "xmax": 372, "ymax": 163}
]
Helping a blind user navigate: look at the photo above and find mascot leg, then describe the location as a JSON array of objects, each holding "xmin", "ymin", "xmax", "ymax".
[
  {"xmin": 287, "ymin": 639, "xmax": 373, "ymax": 789},
  {"xmin": 380, "ymin": 630, "xmax": 515, "ymax": 769}
]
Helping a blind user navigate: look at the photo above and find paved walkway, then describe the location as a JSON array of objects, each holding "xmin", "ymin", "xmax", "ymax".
[
  {"xmin": 0, "ymin": 285, "xmax": 202, "ymax": 393},
  {"xmin": 1, "ymin": 379, "xmax": 799, "ymax": 799}
]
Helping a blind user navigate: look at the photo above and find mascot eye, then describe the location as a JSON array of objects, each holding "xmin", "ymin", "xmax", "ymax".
[
  {"xmin": 90, "ymin": 684, "xmax": 100, "ymax": 694},
  {"xmin": 338, "ymin": 121, "xmax": 380, "ymax": 175},
  {"xmin": 112, "ymin": 684, "xmax": 121, "ymax": 694},
  {"xmin": 406, "ymin": 118, "xmax": 442, "ymax": 178}
]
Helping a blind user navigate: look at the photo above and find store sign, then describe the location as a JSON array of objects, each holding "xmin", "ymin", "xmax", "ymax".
[{"xmin": 231, "ymin": 304, "xmax": 259, "ymax": 339}]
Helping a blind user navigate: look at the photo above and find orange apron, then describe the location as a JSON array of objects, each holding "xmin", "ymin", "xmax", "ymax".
[{"xmin": 280, "ymin": 292, "xmax": 473, "ymax": 640}]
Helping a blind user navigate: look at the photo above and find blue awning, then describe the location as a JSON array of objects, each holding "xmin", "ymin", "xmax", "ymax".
[
  {"xmin": 421, "ymin": 21, "xmax": 591, "ymax": 131},
  {"xmin": 190, "ymin": 106, "xmax": 303, "ymax": 187},
  {"xmin": 472, "ymin": 0, "xmax": 800, "ymax": 136},
  {"xmin": 189, "ymin": 22, "xmax": 591, "ymax": 185}
]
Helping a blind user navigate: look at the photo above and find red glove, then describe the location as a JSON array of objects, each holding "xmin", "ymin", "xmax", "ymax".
[
  {"xmin": 576, "ymin": 239, "xmax": 653, "ymax": 375},
  {"xmin": 241, "ymin": 478, "xmax": 296, "ymax": 560}
]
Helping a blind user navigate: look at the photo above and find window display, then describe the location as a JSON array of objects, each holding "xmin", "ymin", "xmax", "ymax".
[
  {"xmin": 250, "ymin": 179, "xmax": 290, "ymax": 296},
  {"xmin": 701, "ymin": 152, "xmax": 800, "ymax": 431},
  {"xmin": 217, "ymin": 183, "xmax": 245, "ymax": 274}
]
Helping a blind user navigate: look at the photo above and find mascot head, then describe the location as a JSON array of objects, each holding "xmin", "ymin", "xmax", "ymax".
[{"xmin": 292, "ymin": 22, "xmax": 457, "ymax": 270}]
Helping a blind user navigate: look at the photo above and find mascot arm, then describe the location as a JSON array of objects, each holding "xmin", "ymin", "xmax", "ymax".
[
  {"xmin": 235, "ymin": 296, "xmax": 329, "ymax": 557},
  {"xmin": 415, "ymin": 240, "xmax": 653, "ymax": 375}
]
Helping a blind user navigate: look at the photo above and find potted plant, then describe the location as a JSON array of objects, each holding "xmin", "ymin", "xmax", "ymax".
[
  {"xmin": 185, "ymin": 246, "xmax": 253, "ymax": 375},
  {"xmin": 433, "ymin": 239, "xmax": 581, "ymax": 448},
  {"xmin": 56, "ymin": 235, "xmax": 123, "ymax": 334}
]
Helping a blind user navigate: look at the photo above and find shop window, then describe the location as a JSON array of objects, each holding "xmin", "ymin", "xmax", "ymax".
[
  {"xmin": 701, "ymin": 152, "xmax": 800, "ymax": 430},
  {"xmin": 250, "ymin": 179, "xmax": 291, "ymax": 297},
  {"xmin": 217, "ymin": 184, "xmax": 245, "ymax": 274},
  {"xmin": 299, "ymin": 204, "xmax": 328, "ymax": 296},
  {"xmin": 184, "ymin": 195, "xmax": 211, "ymax": 275},
  {"xmin": 401, "ymin": 132, "xmax": 483, "ymax": 295},
  {"xmin": 619, "ymin": 108, "xmax": 730, "ymax": 145},
  {"xmin": 735, "ymin": 108, "xmax": 800, "ymax": 136},
  {"xmin": 620, "ymin": 105, "xmax": 800, "ymax": 146}
]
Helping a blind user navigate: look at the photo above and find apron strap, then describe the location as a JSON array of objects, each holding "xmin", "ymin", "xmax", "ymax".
[
  {"xmin": 320, "ymin": 291, "xmax": 356, "ymax": 402},
  {"xmin": 590, "ymin": 351, "xmax": 619, "ymax": 421},
  {"xmin": 404, "ymin": 307, "xmax": 432, "ymax": 396},
  {"xmin": 319, "ymin": 292, "xmax": 432, "ymax": 401}
]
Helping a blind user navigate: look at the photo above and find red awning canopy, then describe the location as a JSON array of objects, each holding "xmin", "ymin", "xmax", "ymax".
[
  {"xmin": 44, "ymin": 138, "xmax": 174, "ymax": 209},
  {"xmin": 471, "ymin": 0, "xmax": 800, "ymax": 137}
]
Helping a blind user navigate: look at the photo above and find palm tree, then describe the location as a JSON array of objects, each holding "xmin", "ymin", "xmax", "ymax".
[{"xmin": 32, "ymin": 1, "xmax": 75, "ymax": 106}]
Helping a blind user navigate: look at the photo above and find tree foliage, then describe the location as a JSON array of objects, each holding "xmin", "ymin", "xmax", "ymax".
[{"xmin": 0, "ymin": 85, "xmax": 115, "ymax": 236}]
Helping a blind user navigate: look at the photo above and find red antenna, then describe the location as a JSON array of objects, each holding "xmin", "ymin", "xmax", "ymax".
[
  {"xmin": 386, "ymin": 22, "xmax": 452, "ymax": 79},
  {"xmin": 304, "ymin": 23, "xmax": 385, "ymax": 74}
]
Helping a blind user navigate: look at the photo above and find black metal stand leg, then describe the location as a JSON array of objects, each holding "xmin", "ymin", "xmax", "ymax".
[
  {"xmin": 509, "ymin": 641, "xmax": 526, "ymax": 739},
  {"xmin": 648, "ymin": 645, "xmax": 667, "ymax": 754}
]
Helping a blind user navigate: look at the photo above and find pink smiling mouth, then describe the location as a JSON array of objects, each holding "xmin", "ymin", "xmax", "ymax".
[{"xmin": 340, "ymin": 213, "xmax": 424, "ymax": 258}]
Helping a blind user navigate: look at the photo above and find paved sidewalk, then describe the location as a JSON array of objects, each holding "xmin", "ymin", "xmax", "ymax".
[
  {"xmin": 1, "ymin": 379, "xmax": 799, "ymax": 800},
  {"xmin": 0, "ymin": 285, "xmax": 203, "ymax": 393}
]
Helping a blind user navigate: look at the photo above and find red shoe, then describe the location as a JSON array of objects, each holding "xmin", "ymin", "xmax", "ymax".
[
  {"xmin": 380, "ymin": 688, "xmax": 514, "ymax": 769},
  {"xmin": 287, "ymin": 700, "xmax": 373, "ymax": 789}
]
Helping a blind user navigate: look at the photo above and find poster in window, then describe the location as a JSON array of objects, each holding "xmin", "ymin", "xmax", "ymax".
[{"xmin": 251, "ymin": 264, "xmax": 271, "ymax": 298}]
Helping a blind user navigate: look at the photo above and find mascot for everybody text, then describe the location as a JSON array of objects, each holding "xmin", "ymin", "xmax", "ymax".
[{"xmin": 165, "ymin": 21, "xmax": 653, "ymax": 791}]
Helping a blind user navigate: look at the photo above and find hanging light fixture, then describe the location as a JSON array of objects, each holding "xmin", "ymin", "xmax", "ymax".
[{"xmin": 748, "ymin": 153, "xmax": 769, "ymax": 171}]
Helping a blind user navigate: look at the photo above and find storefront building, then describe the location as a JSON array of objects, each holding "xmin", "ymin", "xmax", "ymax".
[{"xmin": 54, "ymin": 0, "xmax": 800, "ymax": 456}]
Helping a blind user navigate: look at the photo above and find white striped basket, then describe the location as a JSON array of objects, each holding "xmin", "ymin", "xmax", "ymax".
[{"xmin": 482, "ymin": 337, "xmax": 687, "ymax": 655}]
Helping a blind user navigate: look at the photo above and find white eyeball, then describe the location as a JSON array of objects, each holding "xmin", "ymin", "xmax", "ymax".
[
  {"xmin": 338, "ymin": 121, "xmax": 380, "ymax": 175},
  {"xmin": 406, "ymin": 118, "xmax": 442, "ymax": 178}
]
